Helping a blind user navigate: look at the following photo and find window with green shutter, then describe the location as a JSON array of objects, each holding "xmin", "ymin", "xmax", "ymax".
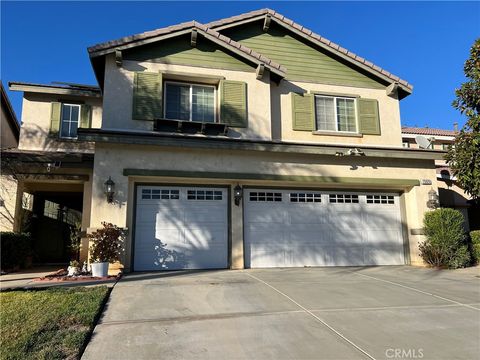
[
  {"xmin": 50, "ymin": 102, "xmax": 91, "ymax": 139},
  {"xmin": 132, "ymin": 71, "xmax": 162, "ymax": 120},
  {"xmin": 357, "ymin": 98, "xmax": 380, "ymax": 135},
  {"xmin": 164, "ymin": 81, "xmax": 216, "ymax": 122},
  {"xmin": 220, "ymin": 80, "xmax": 247, "ymax": 128},
  {"xmin": 291, "ymin": 93, "xmax": 314, "ymax": 131}
]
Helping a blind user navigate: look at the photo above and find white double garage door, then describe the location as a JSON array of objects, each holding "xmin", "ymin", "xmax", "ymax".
[{"xmin": 134, "ymin": 186, "xmax": 405, "ymax": 271}]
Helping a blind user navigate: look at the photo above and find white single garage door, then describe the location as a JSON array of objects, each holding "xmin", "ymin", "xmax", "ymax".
[
  {"xmin": 134, "ymin": 186, "xmax": 228, "ymax": 271},
  {"xmin": 244, "ymin": 189, "xmax": 405, "ymax": 268}
]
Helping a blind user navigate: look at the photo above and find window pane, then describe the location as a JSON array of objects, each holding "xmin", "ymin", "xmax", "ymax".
[
  {"xmin": 336, "ymin": 98, "xmax": 356, "ymax": 132},
  {"xmin": 60, "ymin": 104, "xmax": 80, "ymax": 138},
  {"xmin": 61, "ymin": 105, "xmax": 71, "ymax": 121},
  {"xmin": 165, "ymin": 84, "xmax": 190, "ymax": 120},
  {"xmin": 192, "ymin": 86, "xmax": 215, "ymax": 122},
  {"xmin": 315, "ymin": 97, "xmax": 335, "ymax": 131}
]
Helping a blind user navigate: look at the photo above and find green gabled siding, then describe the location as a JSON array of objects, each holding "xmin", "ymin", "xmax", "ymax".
[
  {"xmin": 123, "ymin": 35, "xmax": 253, "ymax": 72},
  {"xmin": 222, "ymin": 22, "xmax": 385, "ymax": 89}
]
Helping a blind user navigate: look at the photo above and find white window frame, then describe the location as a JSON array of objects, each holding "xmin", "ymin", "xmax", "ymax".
[
  {"xmin": 60, "ymin": 103, "xmax": 81, "ymax": 139},
  {"xmin": 314, "ymin": 95, "xmax": 358, "ymax": 133},
  {"xmin": 402, "ymin": 142, "xmax": 410, "ymax": 148},
  {"xmin": 163, "ymin": 81, "xmax": 217, "ymax": 122}
]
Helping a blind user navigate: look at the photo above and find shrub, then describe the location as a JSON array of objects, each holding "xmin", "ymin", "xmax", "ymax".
[
  {"xmin": 88, "ymin": 222, "xmax": 124, "ymax": 263},
  {"xmin": 0, "ymin": 232, "xmax": 32, "ymax": 271},
  {"xmin": 419, "ymin": 208, "xmax": 470, "ymax": 268},
  {"xmin": 470, "ymin": 230, "xmax": 480, "ymax": 264}
]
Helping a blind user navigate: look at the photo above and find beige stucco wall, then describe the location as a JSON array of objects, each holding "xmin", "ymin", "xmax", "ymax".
[
  {"xmin": 89, "ymin": 143, "xmax": 437, "ymax": 270},
  {"xmin": 275, "ymin": 81, "xmax": 403, "ymax": 146},
  {"xmin": 18, "ymin": 93, "xmax": 102, "ymax": 152},
  {"xmin": 102, "ymin": 56, "xmax": 272, "ymax": 140}
]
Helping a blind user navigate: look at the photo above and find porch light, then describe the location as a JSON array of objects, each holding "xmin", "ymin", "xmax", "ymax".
[
  {"xmin": 234, "ymin": 184, "xmax": 243, "ymax": 206},
  {"xmin": 427, "ymin": 189, "xmax": 439, "ymax": 209},
  {"xmin": 104, "ymin": 177, "xmax": 115, "ymax": 203}
]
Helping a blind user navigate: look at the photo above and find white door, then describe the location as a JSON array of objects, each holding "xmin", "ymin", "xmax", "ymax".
[
  {"xmin": 134, "ymin": 186, "xmax": 228, "ymax": 271},
  {"xmin": 244, "ymin": 189, "xmax": 405, "ymax": 268}
]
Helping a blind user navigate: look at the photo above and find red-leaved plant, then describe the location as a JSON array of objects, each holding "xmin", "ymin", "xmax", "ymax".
[{"xmin": 88, "ymin": 222, "xmax": 125, "ymax": 263}]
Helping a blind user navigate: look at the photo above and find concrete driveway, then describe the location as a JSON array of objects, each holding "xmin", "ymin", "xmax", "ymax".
[{"xmin": 82, "ymin": 266, "xmax": 480, "ymax": 360}]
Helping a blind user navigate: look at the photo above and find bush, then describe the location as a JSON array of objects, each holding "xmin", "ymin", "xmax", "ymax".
[
  {"xmin": 88, "ymin": 222, "xmax": 124, "ymax": 263},
  {"xmin": 470, "ymin": 230, "xmax": 480, "ymax": 264},
  {"xmin": 419, "ymin": 208, "xmax": 470, "ymax": 268},
  {"xmin": 0, "ymin": 232, "xmax": 32, "ymax": 271}
]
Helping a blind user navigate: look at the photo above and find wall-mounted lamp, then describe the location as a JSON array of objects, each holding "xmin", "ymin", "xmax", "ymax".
[
  {"xmin": 234, "ymin": 184, "xmax": 243, "ymax": 206},
  {"xmin": 104, "ymin": 177, "xmax": 115, "ymax": 203},
  {"xmin": 426, "ymin": 189, "xmax": 439, "ymax": 209}
]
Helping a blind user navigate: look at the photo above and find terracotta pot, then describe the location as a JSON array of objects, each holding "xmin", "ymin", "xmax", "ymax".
[{"xmin": 91, "ymin": 262, "xmax": 109, "ymax": 277}]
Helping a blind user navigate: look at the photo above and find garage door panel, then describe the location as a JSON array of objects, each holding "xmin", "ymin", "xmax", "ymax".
[
  {"xmin": 246, "ymin": 207, "xmax": 285, "ymax": 224},
  {"xmin": 184, "ymin": 208, "xmax": 227, "ymax": 224},
  {"xmin": 364, "ymin": 246, "xmax": 404, "ymax": 265},
  {"xmin": 329, "ymin": 212, "xmax": 364, "ymax": 229},
  {"xmin": 328, "ymin": 247, "xmax": 365, "ymax": 266},
  {"xmin": 364, "ymin": 211, "xmax": 400, "ymax": 229},
  {"xmin": 289, "ymin": 208, "xmax": 327, "ymax": 224},
  {"xmin": 330, "ymin": 230, "xmax": 364, "ymax": 245},
  {"xmin": 249, "ymin": 249, "xmax": 286, "ymax": 268},
  {"xmin": 134, "ymin": 186, "xmax": 228, "ymax": 271},
  {"xmin": 245, "ymin": 189, "xmax": 404, "ymax": 268},
  {"xmin": 365, "ymin": 230, "xmax": 403, "ymax": 246}
]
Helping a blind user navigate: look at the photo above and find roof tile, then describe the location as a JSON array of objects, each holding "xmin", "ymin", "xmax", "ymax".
[{"xmin": 401, "ymin": 127, "xmax": 458, "ymax": 136}]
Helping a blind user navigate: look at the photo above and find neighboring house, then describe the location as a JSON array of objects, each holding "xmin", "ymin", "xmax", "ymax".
[
  {"xmin": 402, "ymin": 126, "xmax": 478, "ymax": 230},
  {"xmin": 6, "ymin": 8, "xmax": 444, "ymax": 270},
  {"xmin": 1, "ymin": 82, "xmax": 20, "ymax": 232}
]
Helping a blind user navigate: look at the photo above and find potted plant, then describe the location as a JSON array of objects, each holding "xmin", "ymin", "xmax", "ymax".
[
  {"xmin": 67, "ymin": 260, "xmax": 81, "ymax": 276},
  {"xmin": 88, "ymin": 222, "xmax": 124, "ymax": 277}
]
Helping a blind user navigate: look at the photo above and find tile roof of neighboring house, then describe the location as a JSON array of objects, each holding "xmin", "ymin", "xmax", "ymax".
[
  {"xmin": 401, "ymin": 127, "xmax": 458, "ymax": 137},
  {"xmin": 206, "ymin": 8, "xmax": 412, "ymax": 91},
  {"xmin": 88, "ymin": 21, "xmax": 286, "ymax": 76}
]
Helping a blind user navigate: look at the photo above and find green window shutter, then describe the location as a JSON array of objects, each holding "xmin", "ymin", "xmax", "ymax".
[
  {"xmin": 357, "ymin": 98, "xmax": 380, "ymax": 135},
  {"xmin": 132, "ymin": 72, "xmax": 162, "ymax": 120},
  {"xmin": 80, "ymin": 104, "xmax": 92, "ymax": 128},
  {"xmin": 291, "ymin": 93, "xmax": 314, "ymax": 131},
  {"xmin": 220, "ymin": 80, "xmax": 247, "ymax": 128},
  {"xmin": 50, "ymin": 102, "xmax": 61, "ymax": 135}
]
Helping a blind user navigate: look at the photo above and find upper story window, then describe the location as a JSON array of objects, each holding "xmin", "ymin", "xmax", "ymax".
[
  {"xmin": 315, "ymin": 95, "xmax": 357, "ymax": 133},
  {"xmin": 60, "ymin": 104, "xmax": 81, "ymax": 139},
  {"xmin": 402, "ymin": 142, "xmax": 410, "ymax": 148},
  {"xmin": 164, "ymin": 82, "xmax": 216, "ymax": 123}
]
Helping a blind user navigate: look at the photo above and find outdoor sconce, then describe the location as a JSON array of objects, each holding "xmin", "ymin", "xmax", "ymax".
[
  {"xmin": 234, "ymin": 184, "xmax": 243, "ymax": 206},
  {"xmin": 104, "ymin": 177, "xmax": 115, "ymax": 203},
  {"xmin": 426, "ymin": 189, "xmax": 439, "ymax": 209}
]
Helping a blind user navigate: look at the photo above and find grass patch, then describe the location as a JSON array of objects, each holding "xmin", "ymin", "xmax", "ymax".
[{"xmin": 0, "ymin": 286, "xmax": 109, "ymax": 360}]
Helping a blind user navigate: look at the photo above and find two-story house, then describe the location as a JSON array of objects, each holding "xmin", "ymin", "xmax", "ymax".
[{"xmin": 6, "ymin": 9, "xmax": 443, "ymax": 270}]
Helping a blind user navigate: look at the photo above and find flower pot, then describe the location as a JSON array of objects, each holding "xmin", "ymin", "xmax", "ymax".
[{"xmin": 91, "ymin": 262, "xmax": 109, "ymax": 277}]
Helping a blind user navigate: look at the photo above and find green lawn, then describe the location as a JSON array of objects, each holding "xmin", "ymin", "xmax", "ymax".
[{"xmin": 0, "ymin": 286, "xmax": 109, "ymax": 360}]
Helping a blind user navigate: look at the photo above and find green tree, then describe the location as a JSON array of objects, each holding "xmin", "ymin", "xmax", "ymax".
[{"xmin": 445, "ymin": 38, "xmax": 480, "ymax": 201}]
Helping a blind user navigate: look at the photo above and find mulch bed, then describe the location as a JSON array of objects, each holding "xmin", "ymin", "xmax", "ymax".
[{"xmin": 33, "ymin": 268, "xmax": 122, "ymax": 282}]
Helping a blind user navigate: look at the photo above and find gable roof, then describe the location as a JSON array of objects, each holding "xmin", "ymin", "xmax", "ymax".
[
  {"xmin": 207, "ymin": 8, "xmax": 412, "ymax": 96},
  {"xmin": 88, "ymin": 8, "xmax": 412, "ymax": 98},
  {"xmin": 88, "ymin": 21, "xmax": 286, "ymax": 87},
  {"xmin": 401, "ymin": 126, "xmax": 458, "ymax": 137}
]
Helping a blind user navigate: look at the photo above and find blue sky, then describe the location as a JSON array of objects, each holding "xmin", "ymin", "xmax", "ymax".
[{"xmin": 1, "ymin": 1, "xmax": 479, "ymax": 130}]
